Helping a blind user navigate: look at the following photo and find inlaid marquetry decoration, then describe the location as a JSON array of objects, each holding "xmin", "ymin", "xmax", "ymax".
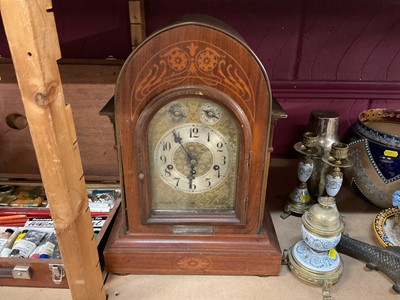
[
  {"xmin": 132, "ymin": 41, "xmax": 255, "ymax": 119},
  {"xmin": 176, "ymin": 255, "xmax": 213, "ymax": 272}
]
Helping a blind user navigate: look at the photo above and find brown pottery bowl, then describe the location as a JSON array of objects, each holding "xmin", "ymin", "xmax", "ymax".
[{"xmin": 346, "ymin": 109, "xmax": 400, "ymax": 208}]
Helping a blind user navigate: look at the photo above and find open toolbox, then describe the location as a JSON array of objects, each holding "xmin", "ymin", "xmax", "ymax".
[
  {"xmin": 0, "ymin": 183, "xmax": 120, "ymax": 287},
  {"xmin": 0, "ymin": 59, "xmax": 122, "ymax": 287}
]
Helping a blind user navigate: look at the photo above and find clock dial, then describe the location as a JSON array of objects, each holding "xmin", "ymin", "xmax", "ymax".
[
  {"xmin": 154, "ymin": 123, "xmax": 231, "ymax": 193},
  {"xmin": 147, "ymin": 97, "xmax": 240, "ymax": 215}
]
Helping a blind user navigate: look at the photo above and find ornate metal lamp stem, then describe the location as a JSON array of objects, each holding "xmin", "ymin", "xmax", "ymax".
[
  {"xmin": 323, "ymin": 143, "xmax": 354, "ymax": 203},
  {"xmin": 281, "ymin": 132, "xmax": 323, "ymax": 219}
]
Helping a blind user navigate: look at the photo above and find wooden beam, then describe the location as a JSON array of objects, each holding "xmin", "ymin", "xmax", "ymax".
[
  {"xmin": 129, "ymin": 0, "xmax": 146, "ymax": 49},
  {"xmin": 0, "ymin": 1, "xmax": 106, "ymax": 299}
]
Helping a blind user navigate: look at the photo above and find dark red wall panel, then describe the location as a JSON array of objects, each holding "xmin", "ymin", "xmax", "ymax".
[{"xmin": 1, "ymin": 0, "xmax": 399, "ymax": 156}]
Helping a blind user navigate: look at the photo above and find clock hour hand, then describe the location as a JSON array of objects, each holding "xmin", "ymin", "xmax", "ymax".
[{"xmin": 188, "ymin": 165, "xmax": 196, "ymax": 189}]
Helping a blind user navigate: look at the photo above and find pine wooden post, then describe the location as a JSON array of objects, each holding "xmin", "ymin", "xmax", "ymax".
[
  {"xmin": 0, "ymin": 0, "xmax": 106, "ymax": 299},
  {"xmin": 129, "ymin": 0, "xmax": 146, "ymax": 49}
]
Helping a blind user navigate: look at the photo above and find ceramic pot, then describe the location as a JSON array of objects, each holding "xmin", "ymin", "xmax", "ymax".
[
  {"xmin": 301, "ymin": 224, "xmax": 342, "ymax": 252},
  {"xmin": 347, "ymin": 109, "xmax": 400, "ymax": 208}
]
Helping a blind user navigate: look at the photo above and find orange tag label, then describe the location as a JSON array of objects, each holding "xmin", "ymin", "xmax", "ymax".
[
  {"xmin": 328, "ymin": 248, "xmax": 337, "ymax": 259},
  {"xmin": 384, "ymin": 150, "xmax": 398, "ymax": 158}
]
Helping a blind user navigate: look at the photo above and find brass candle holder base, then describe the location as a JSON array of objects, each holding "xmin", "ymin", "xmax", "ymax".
[
  {"xmin": 283, "ymin": 196, "xmax": 345, "ymax": 300},
  {"xmin": 284, "ymin": 245, "xmax": 343, "ymax": 300},
  {"xmin": 280, "ymin": 192, "xmax": 315, "ymax": 219}
]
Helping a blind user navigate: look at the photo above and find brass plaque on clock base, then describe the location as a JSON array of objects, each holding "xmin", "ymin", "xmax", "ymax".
[
  {"xmin": 103, "ymin": 15, "xmax": 285, "ymax": 276},
  {"xmin": 104, "ymin": 210, "xmax": 282, "ymax": 275}
]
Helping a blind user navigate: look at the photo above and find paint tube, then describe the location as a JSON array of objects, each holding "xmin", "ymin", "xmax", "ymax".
[
  {"xmin": 0, "ymin": 228, "xmax": 15, "ymax": 252},
  {"xmin": 0, "ymin": 229, "xmax": 20, "ymax": 257},
  {"xmin": 51, "ymin": 243, "xmax": 62, "ymax": 259},
  {"xmin": 9, "ymin": 230, "xmax": 47, "ymax": 258},
  {"xmin": 29, "ymin": 232, "xmax": 58, "ymax": 259}
]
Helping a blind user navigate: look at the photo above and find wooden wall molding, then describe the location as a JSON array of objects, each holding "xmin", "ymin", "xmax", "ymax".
[
  {"xmin": 271, "ymin": 81, "xmax": 400, "ymax": 100},
  {"xmin": 2, "ymin": 59, "xmax": 398, "ymax": 160}
]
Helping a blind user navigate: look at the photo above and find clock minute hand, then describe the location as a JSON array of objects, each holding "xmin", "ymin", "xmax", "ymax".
[
  {"xmin": 172, "ymin": 130, "xmax": 198, "ymax": 184},
  {"xmin": 172, "ymin": 130, "xmax": 193, "ymax": 161},
  {"xmin": 172, "ymin": 129, "xmax": 183, "ymax": 143}
]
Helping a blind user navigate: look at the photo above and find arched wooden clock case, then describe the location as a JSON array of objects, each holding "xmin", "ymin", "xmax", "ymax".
[{"xmin": 104, "ymin": 16, "xmax": 283, "ymax": 275}]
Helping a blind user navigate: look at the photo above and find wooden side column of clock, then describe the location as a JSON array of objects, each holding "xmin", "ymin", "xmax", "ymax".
[{"xmin": 104, "ymin": 16, "xmax": 287, "ymax": 276}]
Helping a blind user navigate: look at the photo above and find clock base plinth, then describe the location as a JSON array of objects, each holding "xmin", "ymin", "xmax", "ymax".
[{"xmin": 104, "ymin": 211, "xmax": 282, "ymax": 276}]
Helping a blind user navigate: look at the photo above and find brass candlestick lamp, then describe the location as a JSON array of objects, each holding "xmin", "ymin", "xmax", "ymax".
[
  {"xmin": 284, "ymin": 196, "xmax": 345, "ymax": 300},
  {"xmin": 322, "ymin": 142, "xmax": 354, "ymax": 201},
  {"xmin": 281, "ymin": 132, "xmax": 323, "ymax": 219}
]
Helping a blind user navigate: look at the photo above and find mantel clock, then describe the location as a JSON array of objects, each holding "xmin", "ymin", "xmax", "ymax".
[{"xmin": 104, "ymin": 15, "xmax": 286, "ymax": 275}]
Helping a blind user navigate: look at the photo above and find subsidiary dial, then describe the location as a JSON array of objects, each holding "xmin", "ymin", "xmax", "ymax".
[
  {"xmin": 168, "ymin": 102, "xmax": 188, "ymax": 123},
  {"xmin": 200, "ymin": 103, "xmax": 221, "ymax": 124}
]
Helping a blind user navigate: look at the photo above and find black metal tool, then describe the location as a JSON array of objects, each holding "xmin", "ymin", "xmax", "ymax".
[{"xmin": 336, "ymin": 233, "xmax": 400, "ymax": 293}]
